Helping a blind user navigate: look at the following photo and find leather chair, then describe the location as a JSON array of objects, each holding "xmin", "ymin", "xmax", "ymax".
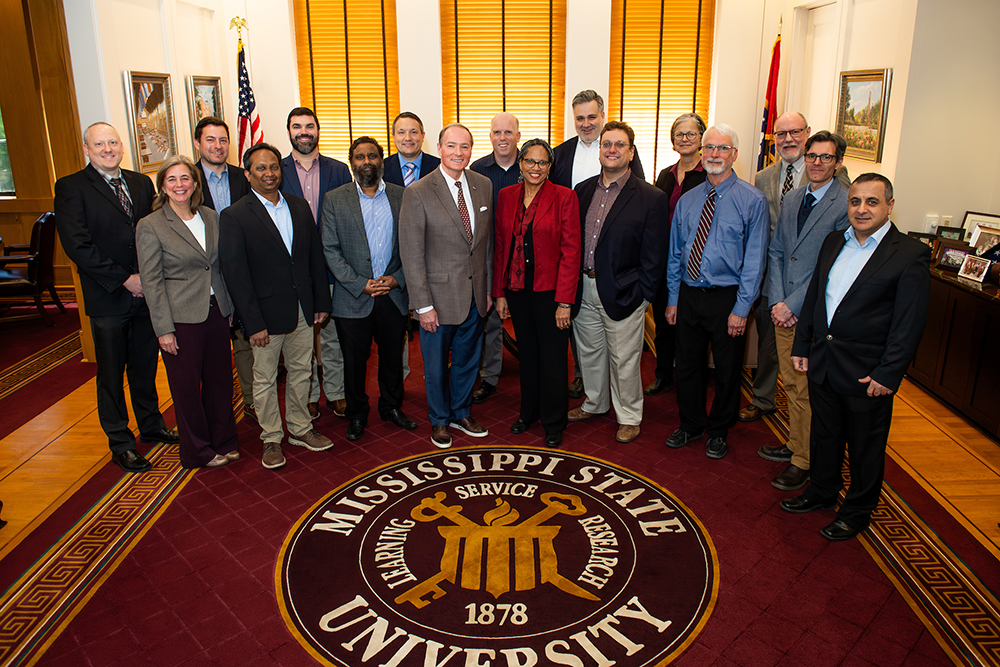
[{"xmin": 0, "ymin": 212, "xmax": 66, "ymax": 326}]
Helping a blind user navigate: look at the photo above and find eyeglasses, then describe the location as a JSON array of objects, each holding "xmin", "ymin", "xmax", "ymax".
[
  {"xmin": 674, "ymin": 131, "xmax": 701, "ymax": 141},
  {"xmin": 804, "ymin": 153, "xmax": 837, "ymax": 164},
  {"xmin": 703, "ymin": 144, "xmax": 733, "ymax": 154},
  {"xmin": 521, "ymin": 158, "xmax": 550, "ymax": 168},
  {"xmin": 774, "ymin": 128, "xmax": 806, "ymax": 140},
  {"xmin": 600, "ymin": 141, "xmax": 630, "ymax": 150}
]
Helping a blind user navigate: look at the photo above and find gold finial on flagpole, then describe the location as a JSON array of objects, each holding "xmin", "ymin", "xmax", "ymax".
[
  {"xmin": 230, "ymin": 16, "xmax": 248, "ymax": 40},
  {"xmin": 778, "ymin": 16, "xmax": 783, "ymax": 36}
]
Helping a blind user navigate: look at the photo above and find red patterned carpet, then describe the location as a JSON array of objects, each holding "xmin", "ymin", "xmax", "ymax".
[{"xmin": 1, "ymin": 341, "xmax": 995, "ymax": 666}]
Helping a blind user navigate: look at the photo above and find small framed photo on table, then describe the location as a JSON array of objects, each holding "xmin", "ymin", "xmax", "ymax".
[
  {"xmin": 933, "ymin": 239, "xmax": 971, "ymax": 271},
  {"xmin": 908, "ymin": 231, "xmax": 937, "ymax": 248},
  {"xmin": 957, "ymin": 254, "xmax": 991, "ymax": 282},
  {"xmin": 935, "ymin": 226, "xmax": 964, "ymax": 241},
  {"xmin": 970, "ymin": 225, "xmax": 1000, "ymax": 257}
]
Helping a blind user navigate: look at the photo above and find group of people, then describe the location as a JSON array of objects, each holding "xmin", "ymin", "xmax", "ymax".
[{"xmin": 54, "ymin": 89, "xmax": 930, "ymax": 542}]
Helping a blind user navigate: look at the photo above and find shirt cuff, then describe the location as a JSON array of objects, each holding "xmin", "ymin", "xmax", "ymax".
[{"xmin": 416, "ymin": 306, "xmax": 434, "ymax": 314}]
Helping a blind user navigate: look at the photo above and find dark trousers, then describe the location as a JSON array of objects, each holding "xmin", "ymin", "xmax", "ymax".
[
  {"xmin": 650, "ymin": 280, "xmax": 676, "ymax": 382},
  {"xmin": 750, "ymin": 293, "xmax": 779, "ymax": 411},
  {"xmin": 334, "ymin": 296, "xmax": 408, "ymax": 423},
  {"xmin": 506, "ymin": 289, "xmax": 569, "ymax": 434},
  {"xmin": 803, "ymin": 378, "xmax": 894, "ymax": 528},
  {"xmin": 160, "ymin": 298, "xmax": 238, "ymax": 468},
  {"xmin": 675, "ymin": 284, "xmax": 746, "ymax": 439},
  {"xmin": 420, "ymin": 300, "xmax": 483, "ymax": 425},
  {"xmin": 90, "ymin": 298, "xmax": 165, "ymax": 453}
]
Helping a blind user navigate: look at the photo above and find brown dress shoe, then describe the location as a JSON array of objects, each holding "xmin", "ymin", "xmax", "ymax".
[
  {"xmin": 567, "ymin": 377, "xmax": 585, "ymax": 399},
  {"xmin": 738, "ymin": 404, "xmax": 775, "ymax": 422},
  {"xmin": 332, "ymin": 398, "xmax": 347, "ymax": 417},
  {"xmin": 772, "ymin": 464, "xmax": 810, "ymax": 491},
  {"xmin": 568, "ymin": 407, "xmax": 605, "ymax": 422},
  {"xmin": 431, "ymin": 425, "xmax": 453, "ymax": 449},
  {"xmin": 449, "ymin": 417, "xmax": 488, "ymax": 437},
  {"xmin": 308, "ymin": 402, "xmax": 321, "ymax": 420},
  {"xmin": 616, "ymin": 424, "xmax": 641, "ymax": 443},
  {"xmin": 758, "ymin": 444, "xmax": 792, "ymax": 462}
]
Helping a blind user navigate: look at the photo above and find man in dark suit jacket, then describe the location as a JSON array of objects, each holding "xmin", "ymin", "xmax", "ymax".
[
  {"xmin": 279, "ymin": 107, "xmax": 353, "ymax": 421},
  {"xmin": 220, "ymin": 144, "xmax": 334, "ymax": 470},
  {"xmin": 567, "ymin": 121, "xmax": 667, "ymax": 445},
  {"xmin": 399, "ymin": 124, "xmax": 493, "ymax": 449},
  {"xmin": 384, "ymin": 112, "xmax": 441, "ymax": 188},
  {"xmin": 550, "ymin": 90, "xmax": 644, "ymax": 190},
  {"xmin": 782, "ymin": 173, "xmax": 930, "ymax": 541},
  {"xmin": 764, "ymin": 131, "xmax": 851, "ymax": 492},
  {"xmin": 321, "ymin": 137, "xmax": 417, "ymax": 442},
  {"xmin": 192, "ymin": 116, "xmax": 255, "ymax": 420},
  {"xmin": 54, "ymin": 122, "xmax": 176, "ymax": 473}
]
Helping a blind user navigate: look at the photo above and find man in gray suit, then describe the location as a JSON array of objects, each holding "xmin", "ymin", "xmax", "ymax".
[
  {"xmin": 399, "ymin": 123, "xmax": 494, "ymax": 448},
  {"xmin": 764, "ymin": 131, "xmax": 851, "ymax": 490},
  {"xmin": 745, "ymin": 112, "xmax": 851, "ymax": 426},
  {"xmin": 322, "ymin": 137, "xmax": 417, "ymax": 442}
]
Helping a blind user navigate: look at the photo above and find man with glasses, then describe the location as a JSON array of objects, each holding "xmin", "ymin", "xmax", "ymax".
[
  {"xmin": 665, "ymin": 124, "xmax": 769, "ymax": 459},
  {"xmin": 743, "ymin": 113, "xmax": 851, "ymax": 430},
  {"xmin": 765, "ymin": 131, "xmax": 850, "ymax": 491},
  {"xmin": 469, "ymin": 112, "xmax": 522, "ymax": 405},
  {"xmin": 567, "ymin": 122, "xmax": 668, "ymax": 444}
]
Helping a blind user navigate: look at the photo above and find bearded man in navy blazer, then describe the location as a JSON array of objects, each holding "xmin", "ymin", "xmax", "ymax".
[
  {"xmin": 220, "ymin": 143, "xmax": 334, "ymax": 470},
  {"xmin": 781, "ymin": 173, "xmax": 930, "ymax": 541},
  {"xmin": 280, "ymin": 107, "xmax": 352, "ymax": 422},
  {"xmin": 55, "ymin": 122, "xmax": 177, "ymax": 473}
]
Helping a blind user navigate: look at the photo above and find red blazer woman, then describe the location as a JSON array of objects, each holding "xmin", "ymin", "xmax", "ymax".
[{"xmin": 492, "ymin": 179, "xmax": 581, "ymax": 303}]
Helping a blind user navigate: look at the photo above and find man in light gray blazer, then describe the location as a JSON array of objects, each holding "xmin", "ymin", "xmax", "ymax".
[
  {"xmin": 322, "ymin": 137, "xmax": 417, "ymax": 442},
  {"xmin": 744, "ymin": 112, "xmax": 852, "ymax": 425},
  {"xmin": 399, "ymin": 123, "xmax": 494, "ymax": 449},
  {"xmin": 764, "ymin": 130, "xmax": 851, "ymax": 491}
]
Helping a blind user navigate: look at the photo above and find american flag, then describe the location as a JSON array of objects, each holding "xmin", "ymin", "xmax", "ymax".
[{"xmin": 237, "ymin": 37, "xmax": 264, "ymax": 162}]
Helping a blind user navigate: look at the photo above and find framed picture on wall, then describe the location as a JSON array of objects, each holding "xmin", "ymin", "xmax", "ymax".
[
  {"xmin": 186, "ymin": 75, "xmax": 224, "ymax": 153},
  {"xmin": 123, "ymin": 71, "xmax": 178, "ymax": 175},
  {"xmin": 835, "ymin": 69, "xmax": 892, "ymax": 162}
]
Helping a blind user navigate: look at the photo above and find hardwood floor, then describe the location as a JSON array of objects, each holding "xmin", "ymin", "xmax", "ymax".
[{"xmin": 1, "ymin": 364, "xmax": 997, "ymax": 568}]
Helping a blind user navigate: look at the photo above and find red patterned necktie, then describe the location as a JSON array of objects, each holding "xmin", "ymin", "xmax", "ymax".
[
  {"xmin": 455, "ymin": 180, "xmax": 472, "ymax": 244},
  {"xmin": 110, "ymin": 177, "xmax": 133, "ymax": 220},
  {"xmin": 686, "ymin": 187, "xmax": 716, "ymax": 281}
]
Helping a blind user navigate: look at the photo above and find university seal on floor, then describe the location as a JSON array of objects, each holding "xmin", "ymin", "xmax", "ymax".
[{"xmin": 277, "ymin": 447, "xmax": 718, "ymax": 666}]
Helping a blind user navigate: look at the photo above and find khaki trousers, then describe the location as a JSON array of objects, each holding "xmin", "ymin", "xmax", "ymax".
[
  {"xmin": 775, "ymin": 323, "xmax": 810, "ymax": 469},
  {"xmin": 252, "ymin": 307, "xmax": 314, "ymax": 443},
  {"xmin": 572, "ymin": 275, "xmax": 646, "ymax": 426}
]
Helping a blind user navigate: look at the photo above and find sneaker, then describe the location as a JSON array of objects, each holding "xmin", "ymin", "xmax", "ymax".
[
  {"xmin": 289, "ymin": 429, "xmax": 334, "ymax": 452},
  {"xmin": 262, "ymin": 442, "xmax": 286, "ymax": 469}
]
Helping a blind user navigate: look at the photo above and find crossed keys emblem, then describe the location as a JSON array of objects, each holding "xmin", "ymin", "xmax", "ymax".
[{"xmin": 394, "ymin": 491, "xmax": 599, "ymax": 609}]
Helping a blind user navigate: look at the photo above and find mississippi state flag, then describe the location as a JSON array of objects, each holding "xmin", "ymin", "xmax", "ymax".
[{"xmin": 237, "ymin": 37, "xmax": 264, "ymax": 162}]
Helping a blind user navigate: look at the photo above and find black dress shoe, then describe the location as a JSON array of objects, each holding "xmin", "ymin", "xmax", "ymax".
[
  {"xmin": 346, "ymin": 420, "xmax": 365, "ymax": 441},
  {"xmin": 383, "ymin": 409, "xmax": 417, "ymax": 430},
  {"xmin": 780, "ymin": 495, "xmax": 837, "ymax": 514},
  {"xmin": 140, "ymin": 428, "xmax": 180, "ymax": 445},
  {"xmin": 706, "ymin": 436, "xmax": 728, "ymax": 459},
  {"xmin": 111, "ymin": 449, "xmax": 152, "ymax": 473},
  {"xmin": 643, "ymin": 376, "xmax": 672, "ymax": 395},
  {"xmin": 665, "ymin": 428, "xmax": 703, "ymax": 449},
  {"xmin": 510, "ymin": 418, "xmax": 534, "ymax": 434},
  {"xmin": 544, "ymin": 432, "xmax": 562, "ymax": 448},
  {"xmin": 471, "ymin": 382, "xmax": 497, "ymax": 404},
  {"xmin": 772, "ymin": 464, "xmax": 810, "ymax": 491},
  {"xmin": 821, "ymin": 519, "xmax": 865, "ymax": 541}
]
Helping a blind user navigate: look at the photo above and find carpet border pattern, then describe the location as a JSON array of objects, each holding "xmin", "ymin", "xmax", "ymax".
[
  {"xmin": 0, "ymin": 331, "xmax": 82, "ymax": 402},
  {"xmin": 0, "ymin": 445, "xmax": 194, "ymax": 667}
]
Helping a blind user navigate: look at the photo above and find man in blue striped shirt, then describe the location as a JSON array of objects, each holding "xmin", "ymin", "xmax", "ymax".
[{"xmin": 321, "ymin": 137, "xmax": 416, "ymax": 442}]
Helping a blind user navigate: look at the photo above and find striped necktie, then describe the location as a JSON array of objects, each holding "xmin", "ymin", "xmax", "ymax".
[
  {"xmin": 780, "ymin": 164, "xmax": 794, "ymax": 206},
  {"xmin": 686, "ymin": 188, "xmax": 716, "ymax": 281},
  {"xmin": 403, "ymin": 162, "xmax": 416, "ymax": 187},
  {"xmin": 110, "ymin": 177, "xmax": 133, "ymax": 220}
]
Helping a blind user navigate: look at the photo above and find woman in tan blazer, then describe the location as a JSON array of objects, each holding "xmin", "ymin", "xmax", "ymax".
[{"xmin": 137, "ymin": 155, "xmax": 239, "ymax": 468}]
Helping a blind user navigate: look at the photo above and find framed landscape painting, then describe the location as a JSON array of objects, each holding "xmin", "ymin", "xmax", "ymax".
[
  {"xmin": 836, "ymin": 69, "xmax": 892, "ymax": 162},
  {"xmin": 186, "ymin": 75, "xmax": 224, "ymax": 153}
]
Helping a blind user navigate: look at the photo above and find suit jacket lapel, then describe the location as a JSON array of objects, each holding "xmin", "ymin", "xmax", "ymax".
[
  {"xmin": 86, "ymin": 165, "xmax": 130, "ymax": 218},
  {"xmin": 597, "ymin": 175, "xmax": 637, "ymax": 247},
  {"xmin": 429, "ymin": 169, "xmax": 466, "ymax": 239},
  {"xmin": 794, "ymin": 188, "xmax": 834, "ymax": 251},
  {"xmin": 345, "ymin": 188, "xmax": 372, "ymax": 255},
  {"xmin": 247, "ymin": 194, "xmax": 289, "ymax": 253},
  {"xmin": 841, "ymin": 224, "xmax": 899, "ymax": 304},
  {"xmin": 387, "ymin": 184, "xmax": 404, "ymax": 254},
  {"xmin": 163, "ymin": 205, "xmax": 208, "ymax": 257},
  {"xmin": 534, "ymin": 180, "xmax": 556, "ymax": 221},
  {"xmin": 469, "ymin": 172, "xmax": 490, "ymax": 248}
]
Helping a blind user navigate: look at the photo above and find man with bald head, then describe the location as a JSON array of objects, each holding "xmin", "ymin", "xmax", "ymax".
[
  {"xmin": 469, "ymin": 112, "xmax": 521, "ymax": 403},
  {"xmin": 743, "ymin": 112, "xmax": 852, "ymax": 433},
  {"xmin": 55, "ymin": 122, "xmax": 178, "ymax": 473},
  {"xmin": 400, "ymin": 124, "xmax": 494, "ymax": 448}
]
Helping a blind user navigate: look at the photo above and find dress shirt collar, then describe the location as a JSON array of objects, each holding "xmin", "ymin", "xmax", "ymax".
[
  {"xmin": 807, "ymin": 178, "xmax": 835, "ymax": 202},
  {"xmin": 844, "ymin": 219, "xmax": 891, "ymax": 249},
  {"xmin": 781, "ymin": 156, "xmax": 805, "ymax": 175},
  {"xmin": 599, "ymin": 168, "xmax": 631, "ymax": 190},
  {"xmin": 251, "ymin": 188, "xmax": 287, "ymax": 210},
  {"xmin": 357, "ymin": 179, "xmax": 387, "ymax": 199},
  {"xmin": 706, "ymin": 169, "xmax": 739, "ymax": 198}
]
